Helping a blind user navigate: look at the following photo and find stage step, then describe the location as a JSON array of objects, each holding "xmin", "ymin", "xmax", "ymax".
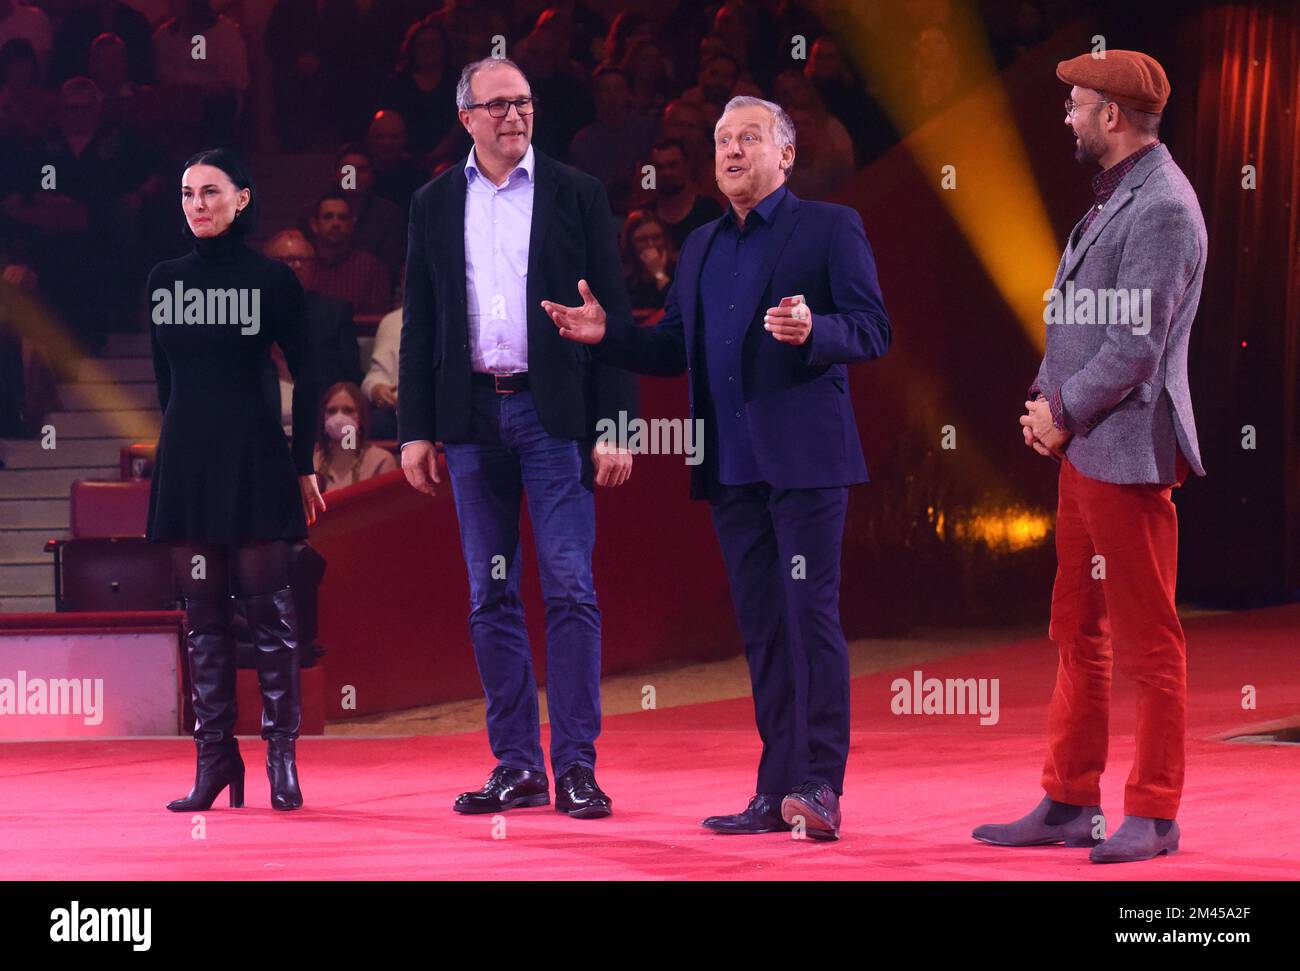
[
  {"xmin": 0, "ymin": 466, "xmax": 118, "ymax": 499},
  {"xmin": 42, "ymin": 409, "xmax": 160, "ymax": 439},
  {"xmin": 0, "ymin": 528, "xmax": 60, "ymax": 562},
  {"xmin": 0, "ymin": 594, "xmax": 55, "ymax": 613},
  {"xmin": 103, "ymin": 331, "xmax": 151, "ymax": 358},
  {"xmin": 0, "ymin": 498, "xmax": 69, "ymax": 529},
  {"xmin": 0, "ymin": 561, "xmax": 52, "ymax": 597},
  {"xmin": 0, "ymin": 437, "xmax": 135, "ymax": 469},
  {"xmin": 56, "ymin": 380, "xmax": 158, "ymax": 412},
  {"xmin": 76, "ymin": 356, "xmax": 154, "ymax": 383}
]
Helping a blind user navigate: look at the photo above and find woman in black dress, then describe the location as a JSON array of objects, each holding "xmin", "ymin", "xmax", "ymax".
[{"xmin": 147, "ymin": 148, "xmax": 325, "ymax": 812}]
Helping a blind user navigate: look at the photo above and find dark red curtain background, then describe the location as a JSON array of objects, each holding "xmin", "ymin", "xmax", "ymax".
[{"xmin": 1167, "ymin": 1, "xmax": 1300, "ymax": 601}]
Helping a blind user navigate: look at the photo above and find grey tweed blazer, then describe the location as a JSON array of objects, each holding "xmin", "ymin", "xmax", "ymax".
[{"xmin": 1033, "ymin": 143, "xmax": 1207, "ymax": 485}]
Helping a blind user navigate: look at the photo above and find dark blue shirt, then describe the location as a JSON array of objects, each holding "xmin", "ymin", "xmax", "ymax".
[{"xmin": 699, "ymin": 185, "xmax": 787, "ymax": 485}]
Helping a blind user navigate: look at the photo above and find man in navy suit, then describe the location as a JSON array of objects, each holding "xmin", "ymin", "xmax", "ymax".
[{"xmin": 545, "ymin": 96, "xmax": 890, "ymax": 840}]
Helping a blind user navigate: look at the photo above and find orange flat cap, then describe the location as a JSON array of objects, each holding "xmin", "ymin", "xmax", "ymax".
[{"xmin": 1056, "ymin": 49, "xmax": 1170, "ymax": 113}]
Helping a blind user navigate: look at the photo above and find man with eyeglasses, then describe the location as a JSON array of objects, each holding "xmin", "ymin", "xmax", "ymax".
[
  {"xmin": 974, "ymin": 50, "xmax": 1207, "ymax": 863},
  {"xmin": 399, "ymin": 56, "xmax": 636, "ymax": 820}
]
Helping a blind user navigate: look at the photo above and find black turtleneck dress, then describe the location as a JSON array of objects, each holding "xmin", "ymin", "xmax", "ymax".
[{"xmin": 145, "ymin": 230, "xmax": 320, "ymax": 544}]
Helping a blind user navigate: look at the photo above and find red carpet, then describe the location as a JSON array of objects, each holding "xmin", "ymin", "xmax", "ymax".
[{"xmin": 3, "ymin": 606, "xmax": 1298, "ymax": 880}]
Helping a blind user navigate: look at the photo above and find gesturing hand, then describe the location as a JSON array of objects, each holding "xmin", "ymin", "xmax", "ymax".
[{"xmin": 542, "ymin": 278, "xmax": 606, "ymax": 344}]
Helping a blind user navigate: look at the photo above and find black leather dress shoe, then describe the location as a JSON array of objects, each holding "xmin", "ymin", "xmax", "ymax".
[
  {"xmin": 781, "ymin": 782, "xmax": 842, "ymax": 841},
  {"xmin": 453, "ymin": 766, "xmax": 549, "ymax": 814},
  {"xmin": 701, "ymin": 793, "xmax": 791, "ymax": 834},
  {"xmin": 554, "ymin": 765, "xmax": 612, "ymax": 818}
]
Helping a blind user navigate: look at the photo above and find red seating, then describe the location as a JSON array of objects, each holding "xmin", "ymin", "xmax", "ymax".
[{"xmin": 69, "ymin": 478, "xmax": 151, "ymax": 538}]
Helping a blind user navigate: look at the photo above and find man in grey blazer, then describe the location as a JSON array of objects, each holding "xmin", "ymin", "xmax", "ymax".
[{"xmin": 973, "ymin": 50, "xmax": 1207, "ymax": 863}]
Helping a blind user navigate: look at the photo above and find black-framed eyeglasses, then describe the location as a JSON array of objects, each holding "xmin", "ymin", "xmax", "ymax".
[
  {"xmin": 464, "ymin": 97, "xmax": 537, "ymax": 118},
  {"xmin": 1064, "ymin": 97, "xmax": 1110, "ymax": 117}
]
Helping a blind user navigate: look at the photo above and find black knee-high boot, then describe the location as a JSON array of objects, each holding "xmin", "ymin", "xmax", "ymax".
[
  {"xmin": 239, "ymin": 586, "xmax": 303, "ymax": 810},
  {"xmin": 167, "ymin": 596, "xmax": 245, "ymax": 811}
]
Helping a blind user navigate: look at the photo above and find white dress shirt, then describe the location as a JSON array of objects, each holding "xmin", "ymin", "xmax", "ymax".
[{"xmin": 464, "ymin": 143, "xmax": 534, "ymax": 374}]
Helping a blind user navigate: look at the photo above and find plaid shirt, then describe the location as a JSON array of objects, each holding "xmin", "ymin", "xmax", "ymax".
[
  {"xmin": 1035, "ymin": 140, "xmax": 1164, "ymax": 432},
  {"xmin": 1078, "ymin": 140, "xmax": 1163, "ymax": 239}
]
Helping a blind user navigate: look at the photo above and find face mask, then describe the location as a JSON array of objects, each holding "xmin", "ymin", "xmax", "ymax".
[{"xmin": 325, "ymin": 412, "xmax": 358, "ymax": 443}]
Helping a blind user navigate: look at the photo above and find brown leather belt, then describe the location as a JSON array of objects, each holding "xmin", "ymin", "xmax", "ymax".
[{"xmin": 472, "ymin": 371, "xmax": 530, "ymax": 394}]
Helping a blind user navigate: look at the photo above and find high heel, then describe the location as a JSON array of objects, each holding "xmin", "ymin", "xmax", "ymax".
[
  {"xmin": 167, "ymin": 740, "xmax": 245, "ymax": 811},
  {"xmin": 266, "ymin": 738, "xmax": 302, "ymax": 811},
  {"xmin": 239, "ymin": 586, "xmax": 304, "ymax": 811},
  {"xmin": 168, "ymin": 596, "xmax": 245, "ymax": 812},
  {"xmin": 228, "ymin": 769, "xmax": 245, "ymax": 809}
]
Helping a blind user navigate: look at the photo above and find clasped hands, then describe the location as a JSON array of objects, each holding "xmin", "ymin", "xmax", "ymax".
[{"xmin": 1021, "ymin": 397, "xmax": 1070, "ymax": 459}]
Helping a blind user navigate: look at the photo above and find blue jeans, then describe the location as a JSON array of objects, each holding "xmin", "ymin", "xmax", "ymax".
[{"xmin": 442, "ymin": 388, "xmax": 601, "ymax": 777}]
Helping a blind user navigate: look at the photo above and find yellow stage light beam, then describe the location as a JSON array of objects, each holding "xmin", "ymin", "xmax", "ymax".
[{"xmin": 824, "ymin": 0, "xmax": 1060, "ymax": 351}]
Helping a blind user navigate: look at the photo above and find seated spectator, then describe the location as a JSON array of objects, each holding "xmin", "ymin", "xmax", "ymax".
[
  {"xmin": 313, "ymin": 382, "xmax": 397, "ymax": 493},
  {"xmin": 568, "ymin": 66, "xmax": 657, "ymax": 214},
  {"xmin": 620, "ymin": 210, "xmax": 676, "ymax": 311},
  {"xmin": 263, "ymin": 0, "xmax": 348, "ymax": 151},
  {"xmin": 805, "ymin": 34, "xmax": 896, "ymax": 165},
  {"xmin": 0, "ymin": 253, "xmax": 37, "ymax": 437},
  {"xmin": 620, "ymin": 37, "xmax": 671, "ymax": 120},
  {"xmin": 48, "ymin": 0, "xmax": 153, "ymax": 87},
  {"xmin": 513, "ymin": 6, "xmax": 594, "ymax": 161},
  {"xmin": 679, "ymin": 50, "xmax": 761, "ymax": 119},
  {"xmin": 0, "ymin": 37, "xmax": 56, "ymax": 136},
  {"xmin": 640, "ymin": 137, "xmax": 721, "ymax": 251},
  {"xmin": 660, "ymin": 98, "xmax": 723, "ymax": 203},
  {"xmin": 308, "ymin": 191, "xmax": 393, "ymax": 315},
  {"xmin": 784, "ymin": 104, "xmax": 853, "ymax": 200},
  {"xmin": 263, "ymin": 228, "xmax": 363, "ymax": 391},
  {"xmin": 332, "ymin": 142, "xmax": 406, "ymax": 280},
  {"xmin": 362, "ymin": 300, "xmax": 400, "ymax": 441},
  {"xmin": 152, "ymin": 0, "xmax": 248, "ymax": 146},
  {"xmin": 377, "ymin": 18, "xmax": 457, "ymax": 161},
  {"xmin": 365, "ymin": 108, "xmax": 429, "ymax": 213},
  {"xmin": 89, "ymin": 32, "xmax": 162, "ymax": 131},
  {"xmin": 0, "ymin": 2, "xmax": 51, "ymax": 73}
]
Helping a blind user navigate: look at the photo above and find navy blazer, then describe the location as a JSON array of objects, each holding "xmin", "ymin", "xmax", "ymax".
[
  {"xmin": 596, "ymin": 189, "xmax": 890, "ymax": 500},
  {"xmin": 399, "ymin": 149, "xmax": 637, "ymax": 446}
]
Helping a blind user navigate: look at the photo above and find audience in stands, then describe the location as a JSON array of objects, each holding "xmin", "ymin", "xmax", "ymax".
[
  {"xmin": 312, "ymin": 382, "xmax": 397, "ymax": 494},
  {"xmin": 307, "ymin": 190, "xmax": 393, "ymax": 316},
  {"xmin": 619, "ymin": 209, "xmax": 676, "ymax": 312},
  {"xmin": 263, "ymin": 229, "xmax": 363, "ymax": 391},
  {"xmin": 0, "ymin": 0, "xmax": 1071, "ymax": 489}
]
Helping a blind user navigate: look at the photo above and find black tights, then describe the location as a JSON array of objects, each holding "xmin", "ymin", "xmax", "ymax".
[{"xmin": 170, "ymin": 541, "xmax": 294, "ymax": 601}]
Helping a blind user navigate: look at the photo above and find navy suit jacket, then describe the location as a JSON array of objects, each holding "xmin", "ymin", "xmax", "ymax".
[{"xmin": 595, "ymin": 189, "xmax": 890, "ymax": 500}]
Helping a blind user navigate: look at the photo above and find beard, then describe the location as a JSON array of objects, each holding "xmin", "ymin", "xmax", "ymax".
[{"xmin": 1073, "ymin": 120, "xmax": 1104, "ymax": 165}]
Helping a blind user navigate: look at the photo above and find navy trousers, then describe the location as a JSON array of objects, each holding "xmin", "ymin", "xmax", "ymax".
[
  {"xmin": 710, "ymin": 483, "xmax": 851, "ymax": 794},
  {"xmin": 443, "ymin": 388, "xmax": 601, "ymax": 777}
]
